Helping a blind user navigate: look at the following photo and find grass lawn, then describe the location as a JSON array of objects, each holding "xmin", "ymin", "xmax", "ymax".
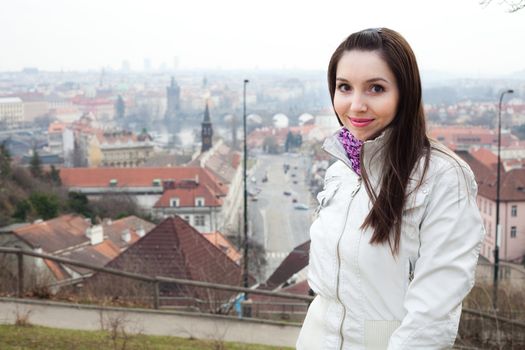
[{"xmin": 0, "ymin": 324, "xmax": 294, "ymax": 350}]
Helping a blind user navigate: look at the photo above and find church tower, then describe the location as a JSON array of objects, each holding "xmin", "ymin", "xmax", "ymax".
[
  {"xmin": 201, "ymin": 101, "xmax": 213, "ymax": 153},
  {"xmin": 165, "ymin": 76, "xmax": 180, "ymax": 131}
]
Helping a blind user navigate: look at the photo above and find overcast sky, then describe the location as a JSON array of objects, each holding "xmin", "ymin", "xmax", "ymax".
[{"xmin": 1, "ymin": 0, "xmax": 524, "ymax": 77}]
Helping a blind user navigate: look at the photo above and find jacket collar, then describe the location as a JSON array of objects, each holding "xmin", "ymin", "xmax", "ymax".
[{"xmin": 322, "ymin": 127, "xmax": 391, "ymax": 179}]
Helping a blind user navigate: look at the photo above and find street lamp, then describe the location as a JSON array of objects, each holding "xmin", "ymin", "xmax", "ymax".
[
  {"xmin": 493, "ymin": 88, "xmax": 513, "ymax": 308},
  {"xmin": 242, "ymin": 79, "xmax": 250, "ymax": 289}
]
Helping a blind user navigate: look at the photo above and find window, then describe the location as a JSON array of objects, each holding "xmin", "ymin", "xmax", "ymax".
[
  {"xmin": 183, "ymin": 215, "xmax": 190, "ymax": 222},
  {"xmin": 511, "ymin": 205, "xmax": 517, "ymax": 217},
  {"xmin": 163, "ymin": 180, "xmax": 175, "ymax": 189},
  {"xmin": 489, "ymin": 203, "xmax": 492, "ymax": 216},
  {"xmin": 109, "ymin": 179, "xmax": 118, "ymax": 187},
  {"xmin": 510, "ymin": 226, "xmax": 517, "ymax": 238},
  {"xmin": 194, "ymin": 215, "xmax": 205, "ymax": 226},
  {"xmin": 169, "ymin": 197, "xmax": 180, "ymax": 207},
  {"xmin": 152, "ymin": 178, "xmax": 161, "ymax": 187},
  {"xmin": 195, "ymin": 197, "xmax": 205, "ymax": 207}
]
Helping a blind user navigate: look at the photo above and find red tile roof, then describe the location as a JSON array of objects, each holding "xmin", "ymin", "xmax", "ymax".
[
  {"xmin": 457, "ymin": 151, "xmax": 525, "ymax": 201},
  {"xmin": 13, "ymin": 214, "xmax": 90, "ymax": 252},
  {"xmin": 202, "ymin": 231, "xmax": 241, "ymax": 263},
  {"xmin": 90, "ymin": 217, "xmax": 255, "ymax": 307},
  {"xmin": 258, "ymin": 240, "xmax": 310, "ymax": 291},
  {"xmin": 155, "ymin": 185, "xmax": 222, "ymax": 208},
  {"xmin": 11, "ymin": 214, "xmax": 155, "ymax": 281},
  {"xmin": 60, "ymin": 167, "xmax": 227, "ymax": 197},
  {"xmin": 470, "ymin": 148, "xmax": 498, "ymax": 170},
  {"xmin": 102, "ymin": 216, "xmax": 155, "ymax": 249}
]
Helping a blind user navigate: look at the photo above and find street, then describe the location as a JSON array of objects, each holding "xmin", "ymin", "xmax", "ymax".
[{"xmin": 248, "ymin": 152, "xmax": 314, "ymax": 280}]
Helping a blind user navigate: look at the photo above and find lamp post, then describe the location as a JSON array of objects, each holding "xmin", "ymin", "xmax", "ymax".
[
  {"xmin": 242, "ymin": 79, "xmax": 250, "ymax": 289},
  {"xmin": 493, "ymin": 88, "xmax": 513, "ymax": 308}
]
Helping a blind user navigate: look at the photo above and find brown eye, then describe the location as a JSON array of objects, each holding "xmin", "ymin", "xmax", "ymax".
[
  {"xmin": 337, "ymin": 83, "xmax": 351, "ymax": 92},
  {"xmin": 370, "ymin": 84, "xmax": 385, "ymax": 93}
]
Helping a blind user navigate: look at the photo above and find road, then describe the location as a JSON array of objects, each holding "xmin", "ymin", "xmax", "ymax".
[{"xmin": 248, "ymin": 152, "xmax": 314, "ymax": 280}]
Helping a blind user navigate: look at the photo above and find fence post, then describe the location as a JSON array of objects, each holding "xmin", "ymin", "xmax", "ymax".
[
  {"xmin": 17, "ymin": 251, "xmax": 24, "ymax": 298},
  {"xmin": 153, "ymin": 281, "xmax": 159, "ymax": 309}
]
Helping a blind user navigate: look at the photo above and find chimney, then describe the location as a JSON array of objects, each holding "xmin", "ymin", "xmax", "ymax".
[
  {"xmin": 122, "ymin": 229, "xmax": 131, "ymax": 243},
  {"xmin": 86, "ymin": 225, "xmax": 104, "ymax": 245},
  {"xmin": 136, "ymin": 226, "xmax": 146, "ymax": 237}
]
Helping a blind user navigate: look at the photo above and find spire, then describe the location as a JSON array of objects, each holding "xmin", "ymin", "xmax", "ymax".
[
  {"xmin": 201, "ymin": 100, "xmax": 213, "ymax": 153},
  {"xmin": 203, "ymin": 100, "xmax": 211, "ymax": 123}
]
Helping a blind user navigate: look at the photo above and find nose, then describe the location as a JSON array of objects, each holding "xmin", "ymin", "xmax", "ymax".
[{"xmin": 349, "ymin": 93, "xmax": 367, "ymax": 113}]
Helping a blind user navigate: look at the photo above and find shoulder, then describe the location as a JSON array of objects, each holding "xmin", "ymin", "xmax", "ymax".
[
  {"xmin": 424, "ymin": 140, "xmax": 477, "ymax": 196},
  {"xmin": 325, "ymin": 160, "xmax": 352, "ymax": 180}
]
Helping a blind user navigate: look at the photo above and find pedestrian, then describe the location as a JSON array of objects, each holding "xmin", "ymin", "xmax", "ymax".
[{"xmin": 297, "ymin": 28, "xmax": 485, "ymax": 349}]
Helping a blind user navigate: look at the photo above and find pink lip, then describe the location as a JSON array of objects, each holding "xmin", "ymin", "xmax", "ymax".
[{"xmin": 349, "ymin": 117, "xmax": 374, "ymax": 128}]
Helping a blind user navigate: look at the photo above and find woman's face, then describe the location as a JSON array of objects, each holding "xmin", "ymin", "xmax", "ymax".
[{"xmin": 333, "ymin": 50, "xmax": 399, "ymax": 141}]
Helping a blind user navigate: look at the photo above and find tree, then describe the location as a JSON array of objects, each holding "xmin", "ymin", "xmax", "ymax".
[
  {"xmin": 115, "ymin": 95, "xmax": 126, "ymax": 119},
  {"xmin": 0, "ymin": 141, "xmax": 11, "ymax": 178},
  {"xmin": 29, "ymin": 192, "xmax": 59, "ymax": 220},
  {"xmin": 68, "ymin": 191, "xmax": 92, "ymax": 218},
  {"xmin": 30, "ymin": 148, "xmax": 43, "ymax": 178},
  {"xmin": 480, "ymin": 0, "xmax": 525, "ymax": 12},
  {"xmin": 48, "ymin": 165, "xmax": 61, "ymax": 186},
  {"xmin": 13, "ymin": 200, "xmax": 33, "ymax": 222}
]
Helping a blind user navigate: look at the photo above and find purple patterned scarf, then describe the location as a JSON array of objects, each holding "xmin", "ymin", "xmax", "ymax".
[{"xmin": 338, "ymin": 128, "xmax": 363, "ymax": 176}]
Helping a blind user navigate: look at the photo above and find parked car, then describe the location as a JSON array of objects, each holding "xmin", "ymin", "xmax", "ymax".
[
  {"xmin": 292, "ymin": 198, "xmax": 298, "ymax": 203},
  {"xmin": 294, "ymin": 203, "xmax": 308, "ymax": 210}
]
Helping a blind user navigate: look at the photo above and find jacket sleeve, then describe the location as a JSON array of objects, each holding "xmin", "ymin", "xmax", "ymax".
[{"xmin": 388, "ymin": 165, "xmax": 485, "ymax": 349}]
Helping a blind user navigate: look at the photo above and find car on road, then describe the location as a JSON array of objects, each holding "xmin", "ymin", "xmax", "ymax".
[
  {"xmin": 283, "ymin": 191, "xmax": 292, "ymax": 196},
  {"xmin": 292, "ymin": 198, "xmax": 298, "ymax": 203},
  {"xmin": 293, "ymin": 180, "xmax": 298, "ymax": 184},
  {"xmin": 294, "ymin": 203, "xmax": 308, "ymax": 210}
]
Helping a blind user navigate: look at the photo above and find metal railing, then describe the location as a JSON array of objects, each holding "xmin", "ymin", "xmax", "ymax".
[
  {"xmin": 0, "ymin": 246, "xmax": 313, "ymax": 311},
  {"xmin": 1, "ymin": 246, "xmax": 524, "ymax": 333}
]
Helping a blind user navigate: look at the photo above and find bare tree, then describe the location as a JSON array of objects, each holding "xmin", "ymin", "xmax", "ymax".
[{"xmin": 480, "ymin": 0, "xmax": 525, "ymax": 12}]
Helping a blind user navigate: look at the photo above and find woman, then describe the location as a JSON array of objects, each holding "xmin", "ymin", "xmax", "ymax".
[{"xmin": 297, "ymin": 28, "xmax": 484, "ymax": 349}]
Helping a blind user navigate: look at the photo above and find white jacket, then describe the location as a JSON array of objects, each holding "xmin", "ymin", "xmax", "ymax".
[{"xmin": 298, "ymin": 129, "xmax": 485, "ymax": 350}]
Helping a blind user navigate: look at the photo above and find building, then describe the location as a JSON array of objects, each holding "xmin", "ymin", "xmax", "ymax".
[
  {"xmin": 84, "ymin": 217, "xmax": 254, "ymax": 309},
  {"xmin": 202, "ymin": 231, "xmax": 241, "ymax": 264},
  {"xmin": 201, "ymin": 102, "xmax": 213, "ymax": 153},
  {"xmin": 99, "ymin": 130, "xmax": 154, "ymax": 167},
  {"xmin": 189, "ymin": 140, "xmax": 243, "ymax": 235},
  {"xmin": 0, "ymin": 214, "xmax": 154, "ymax": 290},
  {"xmin": 164, "ymin": 77, "xmax": 181, "ymax": 131},
  {"xmin": 47, "ymin": 121, "xmax": 74, "ymax": 162},
  {"xmin": 458, "ymin": 151, "xmax": 525, "ymax": 263},
  {"xmin": 59, "ymin": 167, "xmax": 229, "ymax": 233},
  {"xmin": 71, "ymin": 96, "xmax": 114, "ymax": 120},
  {"xmin": 18, "ymin": 93, "xmax": 50, "ymax": 122},
  {"xmin": 428, "ymin": 125, "xmax": 516, "ymax": 151},
  {"xmin": 0, "ymin": 97, "xmax": 24, "ymax": 129}
]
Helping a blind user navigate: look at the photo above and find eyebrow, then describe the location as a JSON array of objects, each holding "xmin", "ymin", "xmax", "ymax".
[{"xmin": 336, "ymin": 77, "xmax": 390, "ymax": 84}]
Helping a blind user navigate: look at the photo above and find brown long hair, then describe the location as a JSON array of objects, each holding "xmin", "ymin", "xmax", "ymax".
[{"xmin": 327, "ymin": 28, "xmax": 431, "ymax": 255}]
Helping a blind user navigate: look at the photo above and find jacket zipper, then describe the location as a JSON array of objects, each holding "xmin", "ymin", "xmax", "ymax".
[
  {"xmin": 322, "ymin": 144, "xmax": 362, "ymax": 350},
  {"xmin": 335, "ymin": 177, "xmax": 361, "ymax": 350}
]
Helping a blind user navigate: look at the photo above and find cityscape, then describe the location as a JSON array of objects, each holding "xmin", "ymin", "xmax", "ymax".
[{"xmin": 1, "ymin": 0, "xmax": 525, "ymax": 348}]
